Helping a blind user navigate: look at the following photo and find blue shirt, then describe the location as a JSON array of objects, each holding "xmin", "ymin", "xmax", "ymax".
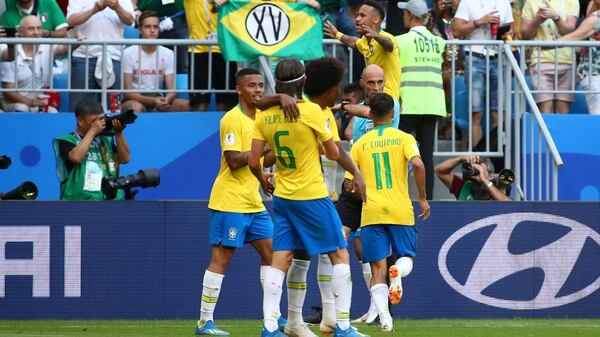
[{"xmin": 352, "ymin": 97, "xmax": 401, "ymax": 142}]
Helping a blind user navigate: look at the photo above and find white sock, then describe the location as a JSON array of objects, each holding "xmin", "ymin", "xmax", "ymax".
[
  {"xmin": 395, "ymin": 256, "xmax": 413, "ymax": 277},
  {"xmin": 370, "ymin": 283, "xmax": 389, "ymax": 316},
  {"xmin": 260, "ymin": 265, "xmax": 270, "ymax": 288},
  {"xmin": 317, "ymin": 254, "xmax": 335, "ymax": 324},
  {"xmin": 198, "ymin": 270, "xmax": 224, "ymax": 325},
  {"xmin": 332, "ymin": 263, "xmax": 352, "ymax": 330},
  {"xmin": 287, "ymin": 259, "xmax": 310, "ymax": 325},
  {"xmin": 370, "ymin": 283, "xmax": 392, "ymax": 326},
  {"xmin": 361, "ymin": 262, "xmax": 371, "ymax": 289},
  {"xmin": 263, "ymin": 267, "xmax": 285, "ymax": 332}
]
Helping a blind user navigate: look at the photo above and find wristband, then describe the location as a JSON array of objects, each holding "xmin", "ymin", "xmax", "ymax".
[
  {"xmin": 335, "ymin": 31, "xmax": 344, "ymax": 40},
  {"xmin": 486, "ymin": 181, "xmax": 493, "ymax": 189}
]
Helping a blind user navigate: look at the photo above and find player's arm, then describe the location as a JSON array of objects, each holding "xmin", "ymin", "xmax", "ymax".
[
  {"xmin": 322, "ymin": 137, "xmax": 339, "ymax": 161},
  {"xmin": 344, "ymin": 104, "xmax": 371, "ymax": 118},
  {"xmin": 224, "ymin": 151, "xmax": 249, "ymax": 170},
  {"xmin": 366, "ymin": 28, "xmax": 394, "ymax": 52},
  {"xmin": 324, "ymin": 21, "xmax": 359, "ymax": 49},
  {"xmin": 344, "ymin": 117, "xmax": 354, "ymax": 141},
  {"xmin": 249, "ymin": 139, "xmax": 274, "ymax": 196},
  {"xmin": 410, "ymin": 155, "xmax": 430, "ymax": 220},
  {"xmin": 263, "ymin": 145, "xmax": 276, "ymax": 168},
  {"xmin": 336, "ymin": 143, "xmax": 366, "ymax": 201},
  {"xmin": 256, "ymin": 94, "xmax": 301, "ymax": 121}
]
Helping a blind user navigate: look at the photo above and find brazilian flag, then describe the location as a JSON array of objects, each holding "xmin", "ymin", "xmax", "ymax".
[{"xmin": 218, "ymin": 0, "xmax": 324, "ymax": 61}]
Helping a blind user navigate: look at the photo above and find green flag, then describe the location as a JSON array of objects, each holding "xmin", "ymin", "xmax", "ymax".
[{"xmin": 218, "ymin": 0, "xmax": 324, "ymax": 61}]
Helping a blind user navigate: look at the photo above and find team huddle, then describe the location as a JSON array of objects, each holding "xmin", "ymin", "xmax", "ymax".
[{"xmin": 196, "ymin": 56, "xmax": 431, "ymax": 337}]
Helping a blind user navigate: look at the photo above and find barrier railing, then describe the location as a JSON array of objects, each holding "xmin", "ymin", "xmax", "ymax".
[{"xmin": 503, "ymin": 43, "xmax": 564, "ymax": 201}]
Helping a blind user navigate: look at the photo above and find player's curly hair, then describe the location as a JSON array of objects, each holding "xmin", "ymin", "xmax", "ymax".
[
  {"xmin": 275, "ymin": 58, "xmax": 305, "ymax": 99},
  {"xmin": 304, "ymin": 57, "xmax": 345, "ymax": 98},
  {"xmin": 363, "ymin": 0, "xmax": 386, "ymax": 22}
]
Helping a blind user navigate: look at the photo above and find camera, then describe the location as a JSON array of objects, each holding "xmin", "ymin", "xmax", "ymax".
[
  {"xmin": 0, "ymin": 155, "xmax": 11, "ymax": 169},
  {"xmin": 0, "ymin": 181, "xmax": 38, "ymax": 200},
  {"xmin": 461, "ymin": 162, "xmax": 480, "ymax": 180},
  {"xmin": 102, "ymin": 109, "xmax": 137, "ymax": 135},
  {"xmin": 3, "ymin": 27, "xmax": 17, "ymax": 38},
  {"xmin": 101, "ymin": 168, "xmax": 160, "ymax": 200},
  {"xmin": 493, "ymin": 169, "xmax": 515, "ymax": 191}
]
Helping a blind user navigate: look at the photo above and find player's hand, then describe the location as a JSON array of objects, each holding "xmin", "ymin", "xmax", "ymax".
[
  {"xmin": 280, "ymin": 94, "xmax": 300, "ymax": 121},
  {"xmin": 362, "ymin": 25, "xmax": 379, "ymax": 38},
  {"xmin": 343, "ymin": 178, "xmax": 363, "ymax": 201},
  {"xmin": 323, "ymin": 21, "xmax": 338, "ymax": 38},
  {"xmin": 418, "ymin": 198, "xmax": 430, "ymax": 220},
  {"xmin": 351, "ymin": 171, "xmax": 367, "ymax": 202},
  {"xmin": 260, "ymin": 172, "xmax": 274, "ymax": 196}
]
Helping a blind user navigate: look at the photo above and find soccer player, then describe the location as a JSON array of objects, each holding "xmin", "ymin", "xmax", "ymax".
[
  {"xmin": 349, "ymin": 93, "xmax": 430, "ymax": 332},
  {"xmin": 249, "ymin": 58, "xmax": 368, "ymax": 337},
  {"xmin": 195, "ymin": 68, "xmax": 281, "ymax": 336}
]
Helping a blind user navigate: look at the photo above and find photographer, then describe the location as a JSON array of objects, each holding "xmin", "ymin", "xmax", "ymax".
[
  {"xmin": 435, "ymin": 155, "xmax": 511, "ymax": 201},
  {"xmin": 53, "ymin": 98, "xmax": 130, "ymax": 200}
]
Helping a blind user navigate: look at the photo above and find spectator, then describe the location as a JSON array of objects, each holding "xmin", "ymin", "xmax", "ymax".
[
  {"xmin": 453, "ymin": 0, "xmax": 513, "ymax": 148},
  {"xmin": 334, "ymin": 83, "xmax": 364, "ymax": 140},
  {"xmin": 67, "ymin": 0, "xmax": 135, "ymax": 111},
  {"xmin": 559, "ymin": 7, "xmax": 600, "ymax": 114},
  {"xmin": 134, "ymin": 0, "xmax": 188, "ymax": 73},
  {"xmin": 53, "ymin": 98, "xmax": 130, "ymax": 200},
  {"xmin": 1, "ymin": 0, "xmax": 68, "ymax": 38},
  {"xmin": 325, "ymin": 0, "xmax": 401, "ymax": 101},
  {"xmin": 434, "ymin": 155, "xmax": 512, "ymax": 201},
  {"xmin": 521, "ymin": 0, "xmax": 579, "ymax": 114},
  {"xmin": 121, "ymin": 10, "xmax": 189, "ymax": 113},
  {"xmin": 184, "ymin": 0, "xmax": 237, "ymax": 112},
  {"xmin": 1, "ymin": 15, "xmax": 71, "ymax": 112}
]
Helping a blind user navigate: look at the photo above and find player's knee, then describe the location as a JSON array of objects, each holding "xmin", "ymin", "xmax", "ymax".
[{"xmin": 328, "ymin": 248, "xmax": 349, "ymax": 265}]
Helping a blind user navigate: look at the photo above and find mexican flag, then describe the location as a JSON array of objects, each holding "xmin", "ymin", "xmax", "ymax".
[{"xmin": 218, "ymin": 0, "xmax": 324, "ymax": 61}]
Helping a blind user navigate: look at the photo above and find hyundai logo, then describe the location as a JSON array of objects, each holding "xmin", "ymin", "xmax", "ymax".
[{"xmin": 438, "ymin": 213, "xmax": 600, "ymax": 310}]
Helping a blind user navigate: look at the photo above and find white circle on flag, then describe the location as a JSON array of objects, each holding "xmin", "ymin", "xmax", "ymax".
[{"xmin": 245, "ymin": 4, "xmax": 291, "ymax": 46}]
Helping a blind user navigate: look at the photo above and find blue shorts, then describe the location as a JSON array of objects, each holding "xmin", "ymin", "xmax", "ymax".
[
  {"xmin": 208, "ymin": 210, "xmax": 273, "ymax": 248},
  {"xmin": 361, "ymin": 225, "xmax": 417, "ymax": 263},
  {"xmin": 272, "ymin": 196, "xmax": 347, "ymax": 256}
]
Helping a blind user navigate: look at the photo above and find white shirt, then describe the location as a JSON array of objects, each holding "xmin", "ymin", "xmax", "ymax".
[
  {"xmin": 122, "ymin": 46, "xmax": 174, "ymax": 91},
  {"xmin": 1, "ymin": 44, "xmax": 55, "ymax": 98},
  {"xmin": 67, "ymin": 0, "xmax": 134, "ymax": 60},
  {"xmin": 454, "ymin": 0, "xmax": 514, "ymax": 55}
]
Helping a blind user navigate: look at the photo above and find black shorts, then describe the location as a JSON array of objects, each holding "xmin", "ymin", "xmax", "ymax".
[
  {"xmin": 188, "ymin": 52, "xmax": 237, "ymax": 106},
  {"xmin": 335, "ymin": 188, "xmax": 363, "ymax": 232}
]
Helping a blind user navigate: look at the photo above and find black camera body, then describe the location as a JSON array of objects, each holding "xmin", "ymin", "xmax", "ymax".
[
  {"xmin": 0, "ymin": 154, "xmax": 38, "ymax": 200},
  {"xmin": 101, "ymin": 168, "xmax": 160, "ymax": 200},
  {"xmin": 462, "ymin": 162, "xmax": 480, "ymax": 180},
  {"xmin": 102, "ymin": 109, "xmax": 137, "ymax": 135}
]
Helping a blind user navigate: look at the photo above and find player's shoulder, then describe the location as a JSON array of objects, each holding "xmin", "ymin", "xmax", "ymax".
[
  {"xmin": 298, "ymin": 100, "xmax": 323, "ymax": 116},
  {"xmin": 221, "ymin": 106, "xmax": 244, "ymax": 124}
]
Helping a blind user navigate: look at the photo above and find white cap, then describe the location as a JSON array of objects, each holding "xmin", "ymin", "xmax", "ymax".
[
  {"xmin": 94, "ymin": 54, "xmax": 116, "ymax": 88},
  {"xmin": 397, "ymin": 0, "xmax": 430, "ymax": 17}
]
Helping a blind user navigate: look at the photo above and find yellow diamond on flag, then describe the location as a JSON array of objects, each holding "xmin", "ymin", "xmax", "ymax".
[{"xmin": 220, "ymin": 2, "xmax": 317, "ymax": 56}]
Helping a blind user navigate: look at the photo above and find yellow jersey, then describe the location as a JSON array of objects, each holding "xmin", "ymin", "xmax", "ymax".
[
  {"xmin": 323, "ymin": 106, "xmax": 341, "ymax": 142},
  {"xmin": 351, "ymin": 125, "xmax": 420, "ymax": 226},
  {"xmin": 253, "ymin": 101, "xmax": 333, "ymax": 200},
  {"xmin": 355, "ymin": 31, "xmax": 401, "ymax": 99},
  {"xmin": 208, "ymin": 106, "xmax": 265, "ymax": 213},
  {"xmin": 185, "ymin": 0, "xmax": 220, "ymax": 53}
]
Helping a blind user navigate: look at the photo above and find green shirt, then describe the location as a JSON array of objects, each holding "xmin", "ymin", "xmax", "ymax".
[
  {"xmin": 137, "ymin": 0, "xmax": 184, "ymax": 17},
  {"xmin": 1, "ymin": 0, "xmax": 67, "ymax": 30}
]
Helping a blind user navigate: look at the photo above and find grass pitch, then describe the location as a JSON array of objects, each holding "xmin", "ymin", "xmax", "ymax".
[{"xmin": 0, "ymin": 319, "xmax": 599, "ymax": 337}]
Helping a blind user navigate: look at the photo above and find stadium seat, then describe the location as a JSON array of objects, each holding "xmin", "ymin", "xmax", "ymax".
[
  {"xmin": 175, "ymin": 73, "xmax": 188, "ymax": 99},
  {"xmin": 124, "ymin": 26, "xmax": 139, "ymax": 39},
  {"xmin": 53, "ymin": 72, "xmax": 70, "ymax": 112}
]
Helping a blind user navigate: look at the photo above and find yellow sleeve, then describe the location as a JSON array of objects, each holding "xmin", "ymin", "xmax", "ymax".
[
  {"xmin": 355, "ymin": 36, "xmax": 368, "ymax": 55},
  {"xmin": 404, "ymin": 134, "xmax": 421, "ymax": 161},
  {"xmin": 521, "ymin": 0, "xmax": 535, "ymax": 19},
  {"xmin": 304, "ymin": 105, "xmax": 333, "ymax": 142},
  {"xmin": 252, "ymin": 114, "xmax": 266, "ymax": 141},
  {"xmin": 221, "ymin": 114, "xmax": 243, "ymax": 153}
]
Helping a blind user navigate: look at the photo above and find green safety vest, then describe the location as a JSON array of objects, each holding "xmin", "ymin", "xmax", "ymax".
[
  {"xmin": 397, "ymin": 27, "xmax": 447, "ymax": 117},
  {"xmin": 52, "ymin": 133, "xmax": 123, "ymax": 200}
]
